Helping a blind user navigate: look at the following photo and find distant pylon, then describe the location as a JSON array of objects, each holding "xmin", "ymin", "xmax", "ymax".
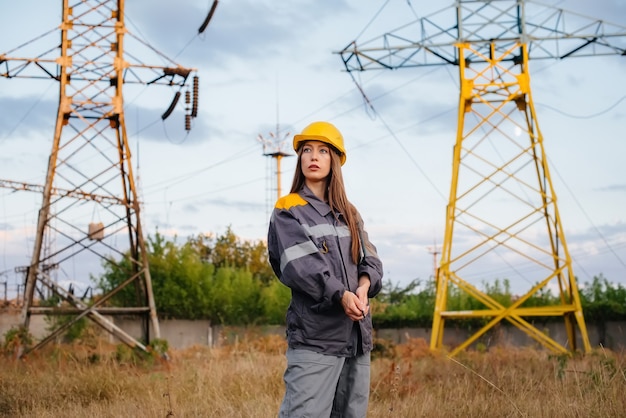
[
  {"xmin": 427, "ymin": 240, "xmax": 441, "ymax": 281},
  {"xmin": 0, "ymin": 1, "xmax": 204, "ymax": 355},
  {"xmin": 338, "ymin": 0, "xmax": 626, "ymax": 356},
  {"xmin": 258, "ymin": 131, "xmax": 292, "ymax": 201},
  {"xmin": 257, "ymin": 93, "xmax": 292, "ymax": 207}
]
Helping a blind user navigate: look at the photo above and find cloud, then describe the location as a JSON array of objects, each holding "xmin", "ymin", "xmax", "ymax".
[
  {"xmin": 595, "ymin": 184, "xmax": 626, "ymax": 192},
  {"xmin": 0, "ymin": 95, "xmax": 56, "ymax": 138},
  {"xmin": 126, "ymin": 0, "xmax": 353, "ymax": 71},
  {"xmin": 567, "ymin": 221, "xmax": 626, "ymax": 244},
  {"xmin": 557, "ymin": 0, "xmax": 626, "ymax": 22},
  {"xmin": 0, "ymin": 223, "xmax": 13, "ymax": 232},
  {"xmin": 194, "ymin": 197, "xmax": 265, "ymax": 213}
]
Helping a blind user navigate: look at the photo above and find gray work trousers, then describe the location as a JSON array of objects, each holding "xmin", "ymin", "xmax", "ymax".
[{"xmin": 278, "ymin": 348, "xmax": 371, "ymax": 418}]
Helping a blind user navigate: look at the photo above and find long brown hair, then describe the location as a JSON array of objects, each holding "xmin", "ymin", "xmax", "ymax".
[{"xmin": 290, "ymin": 142, "xmax": 360, "ymax": 263}]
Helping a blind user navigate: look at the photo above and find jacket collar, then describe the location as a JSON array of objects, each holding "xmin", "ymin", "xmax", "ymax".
[{"xmin": 299, "ymin": 185, "xmax": 333, "ymax": 217}]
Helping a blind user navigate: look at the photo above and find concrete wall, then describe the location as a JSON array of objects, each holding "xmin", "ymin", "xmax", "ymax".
[
  {"xmin": 1, "ymin": 308, "xmax": 625, "ymax": 352},
  {"xmin": 1, "ymin": 310, "xmax": 48, "ymax": 339},
  {"xmin": 375, "ymin": 321, "xmax": 626, "ymax": 352}
]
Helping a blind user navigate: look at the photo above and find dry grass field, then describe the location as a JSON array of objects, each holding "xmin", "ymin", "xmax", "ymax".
[{"xmin": 1, "ymin": 335, "xmax": 625, "ymax": 418}]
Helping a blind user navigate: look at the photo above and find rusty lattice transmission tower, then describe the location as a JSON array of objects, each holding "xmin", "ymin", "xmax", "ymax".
[
  {"xmin": 338, "ymin": 0, "xmax": 626, "ymax": 356},
  {"xmin": 0, "ymin": 0, "xmax": 202, "ymax": 355}
]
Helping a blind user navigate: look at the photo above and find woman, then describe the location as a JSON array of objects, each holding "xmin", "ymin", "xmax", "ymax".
[{"xmin": 267, "ymin": 121, "xmax": 384, "ymax": 417}]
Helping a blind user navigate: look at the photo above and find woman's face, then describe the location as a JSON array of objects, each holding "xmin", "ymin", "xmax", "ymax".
[{"xmin": 300, "ymin": 140, "xmax": 332, "ymax": 183}]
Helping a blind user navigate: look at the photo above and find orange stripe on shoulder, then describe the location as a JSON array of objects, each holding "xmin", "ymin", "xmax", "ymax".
[{"xmin": 275, "ymin": 193, "xmax": 308, "ymax": 210}]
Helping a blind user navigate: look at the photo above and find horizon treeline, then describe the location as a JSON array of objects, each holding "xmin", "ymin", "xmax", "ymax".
[{"xmin": 94, "ymin": 228, "xmax": 626, "ymax": 328}]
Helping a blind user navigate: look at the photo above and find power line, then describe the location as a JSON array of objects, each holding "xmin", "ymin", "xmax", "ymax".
[{"xmin": 536, "ymin": 95, "xmax": 626, "ymax": 119}]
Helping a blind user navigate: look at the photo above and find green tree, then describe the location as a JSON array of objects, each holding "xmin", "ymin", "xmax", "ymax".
[
  {"xmin": 95, "ymin": 228, "xmax": 281, "ymax": 324},
  {"xmin": 95, "ymin": 232, "xmax": 216, "ymax": 318},
  {"xmin": 208, "ymin": 267, "xmax": 263, "ymax": 325},
  {"xmin": 373, "ymin": 279, "xmax": 435, "ymax": 328},
  {"xmin": 188, "ymin": 226, "xmax": 275, "ymax": 284},
  {"xmin": 149, "ymin": 234, "xmax": 215, "ymax": 319},
  {"xmin": 260, "ymin": 278, "xmax": 291, "ymax": 325},
  {"xmin": 580, "ymin": 274, "xmax": 626, "ymax": 321},
  {"xmin": 94, "ymin": 228, "xmax": 626, "ymax": 327}
]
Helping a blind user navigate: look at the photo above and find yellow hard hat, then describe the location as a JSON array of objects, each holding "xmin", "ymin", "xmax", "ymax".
[{"xmin": 293, "ymin": 121, "xmax": 346, "ymax": 165}]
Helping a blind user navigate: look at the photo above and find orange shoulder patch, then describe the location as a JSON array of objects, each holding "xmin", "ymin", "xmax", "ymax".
[{"xmin": 275, "ymin": 193, "xmax": 307, "ymax": 210}]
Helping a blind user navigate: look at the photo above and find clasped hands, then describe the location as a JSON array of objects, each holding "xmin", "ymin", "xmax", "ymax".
[{"xmin": 340, "ymin": 275, "xmax": 370, "ymax": 321}]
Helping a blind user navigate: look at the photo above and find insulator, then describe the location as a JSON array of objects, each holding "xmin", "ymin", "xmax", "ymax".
[
  {"xmin": 198, "ymin": 0, "xmax": 219, "ymax": 34},
  {"xmin": 185, "ymin": 114, "xmax": 191, "ymax": 131},
  {"xmin": 164, "ymin": 67, "xmax": 192, "ymax": 78},
  {"xmin": 191, "ymin": 76, "xmax": 199, "ymax": 118},
  {"xmin": 185, "ymin": 90, "xmax": 191, "ymax": 105},
  {"xmin": 161, "ymin": 91, "xmax": 181, "ymax": 120}
]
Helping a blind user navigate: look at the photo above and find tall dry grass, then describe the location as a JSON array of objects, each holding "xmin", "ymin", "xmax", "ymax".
[{"xmin": 1, "ymin": 335, "xmax": 625, "ymax": 417}]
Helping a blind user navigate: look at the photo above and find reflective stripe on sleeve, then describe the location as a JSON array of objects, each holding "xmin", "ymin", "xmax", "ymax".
[{"xmin": 280, "ymin": 240, "xmax": 320, "ymax": 272}]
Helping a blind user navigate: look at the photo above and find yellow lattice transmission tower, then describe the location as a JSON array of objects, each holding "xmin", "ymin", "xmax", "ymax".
[
  {"xmin": 338, "ymin": 0, "xmax": 626, "ymax": 356},
  {"xmin": 0, "ymin": 0, "xmax": 203, "ymax": 355}
]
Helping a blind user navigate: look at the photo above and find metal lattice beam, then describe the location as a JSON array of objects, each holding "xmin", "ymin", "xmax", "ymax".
[{"xmin": 337, "ymin": 0, "xmax": 626, "ymax": 71}]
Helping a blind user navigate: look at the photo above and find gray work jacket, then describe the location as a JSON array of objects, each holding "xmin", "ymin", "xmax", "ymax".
[{"xmin": 267, "ymin": 186, "xmax": 383, "ymax": 356}]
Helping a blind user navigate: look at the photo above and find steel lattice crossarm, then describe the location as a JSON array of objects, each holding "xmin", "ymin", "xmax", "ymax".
[
  {"xmin": 336, "ymin": 0, "xmax": 625, "ymax": 357},
  {"xmin": 0, "ymin": 14, "xmax": 194, "ymax": 86},
  {"xmin": 0, "ymin": 2, "xmax": 199, "ymax": 125},
  {"xmin": 0, "ymin": 178, "xmax": 125, "ymax": 205},
  {"xmin": 338, "ymin": 0, "xmax": 626, "ymax": 71}
]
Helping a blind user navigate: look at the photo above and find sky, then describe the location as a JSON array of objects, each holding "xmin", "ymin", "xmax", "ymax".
[{"xmin": 0, "ymin": 0, "xmax": 625, "ymax": 299}]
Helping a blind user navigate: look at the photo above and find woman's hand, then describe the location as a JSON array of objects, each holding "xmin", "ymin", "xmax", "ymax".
[
  {"xmin": 341, "ymin": 275, "xmax": 371, "ymax": 321},
  {"xmin": 341, "ymin": 291, "xmax": 367, "ymax": 321},
  {"xmin": 356, "ymin": 275, "xmax": 370, "ymax": 309}
]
